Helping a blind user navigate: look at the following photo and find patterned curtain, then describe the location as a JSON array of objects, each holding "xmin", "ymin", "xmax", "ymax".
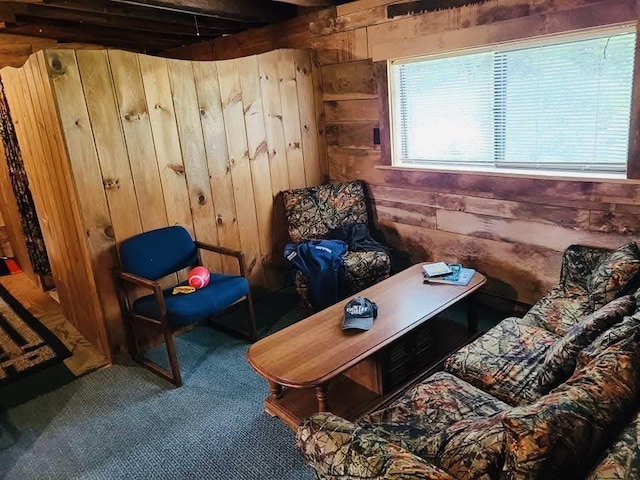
[{"xmin": 0, "ymin": 79, "xmax": 52, "ymax": 276}]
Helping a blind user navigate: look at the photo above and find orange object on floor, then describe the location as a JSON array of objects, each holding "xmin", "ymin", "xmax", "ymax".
[{"xmin": 0, "ymin": 257, "xmax": 22, "ymax": 276}]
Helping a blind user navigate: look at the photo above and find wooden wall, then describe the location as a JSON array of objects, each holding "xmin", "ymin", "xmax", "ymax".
[
  {"xmin": 164, "ymin": 0, "xmax": 640, "ymax": 307},
  {"xmin": 1, "ymin": 48, "xmax": 325, "ymax": 358},
  {"xmin": 1, "ymin": 52, "xmax": 110, "ymax": 356}
]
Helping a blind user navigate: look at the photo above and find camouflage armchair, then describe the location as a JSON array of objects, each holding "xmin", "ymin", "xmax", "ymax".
[{"xmin": 282, "ymin": 181, "xmax": 391, "ymax": 308}]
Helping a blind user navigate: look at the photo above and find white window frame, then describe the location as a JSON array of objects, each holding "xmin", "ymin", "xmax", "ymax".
[{"xmin": 388, "ymin": 24, "xmax": 637, "ymax": 179}]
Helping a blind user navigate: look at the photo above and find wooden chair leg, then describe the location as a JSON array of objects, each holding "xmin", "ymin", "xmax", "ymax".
[
  {"xmin": 128, "ymin": 320, "xmax": 183, "ymax": 387},
  {"xmin": 246, "ymin": 290, "xmax": 257, "ymax": 342},
  {"xmin": 124, "ymin": 317, "xmax": 141, "ymax": 360},
  {"xmin": 162, "ymin": 327, "xmax": 182, "ymax": 387}
]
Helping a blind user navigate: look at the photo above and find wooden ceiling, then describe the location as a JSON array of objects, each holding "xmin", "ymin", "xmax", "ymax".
[{"xmin": 0, "ymin": 0, "xmax": 348, "ymax": 53}]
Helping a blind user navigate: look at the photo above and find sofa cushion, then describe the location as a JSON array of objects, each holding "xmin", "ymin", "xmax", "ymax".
[
  {"xmin": 538, "ymin": 295, "xmax": 635, "ymax": 391},
  {"xmin": 586, "ymin": 408, "xmax": 640, "ymax": 480},
  {"xmin": 296, "ymin": 412, "xmax": 456, "ymax": 480},
  {"xmin": 502, "ymin": 333, "xmax": 640, "ymax": 479},
  {"xmin": 559, "ymin": 244, "xmax": 612, "ymax": 291},
  {"xmin": 587, "ymin": 241, "xmax": 640, "ymax": 310},
  {"xmin": 359, "ymin": 371, "xmax": 509, "ymax": 461},
  {"xmin": 436, "ymin": 414, "xmax": 507, "ymax": 480},
  {"xmin": 444, "ymin": 318, "xmax": 559, "ymax": 406},
  {"xmin": 343, "ymin": 251, "xmax": 391, "ymax": 296},
  {"xmin": 576, "ymin": 313, "xmax": 640, "ymax": 370},
  {"xmin": 283, "ymin": 181, "xmax": 369, "ymax": 244},
  {"xmin": 519, "ymin": 284, "xmax": 593, "ymax": 336}
]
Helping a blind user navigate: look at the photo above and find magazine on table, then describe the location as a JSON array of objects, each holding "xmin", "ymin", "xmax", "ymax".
[{"xmin": 423, "ymin": 263, "xmax": 475, "ymax": 286}]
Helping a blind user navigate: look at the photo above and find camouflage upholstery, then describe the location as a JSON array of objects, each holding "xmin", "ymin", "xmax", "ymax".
[
  {"xmin": 520, "ymin": 243, "xmax": 640, "ymax": 335},
  {"xmin": 297, "ymin": 333, "xmax": 640, "ymax": 480},
  {"xmin": 443, "ymin": 317, "xmax": 559, "ymax": 405},
  {"xmin": 446, "ymin": 244, "xmax": 640, "ymax": 405},
  {"xmin": 296, "ymin": 244, "xmax": 640, "ymax": 480},
  {"xmin": 296, "ymin": 413, "xmax": 456, "ymax": 480},
  {"xmin": 537, "ymin": 295, "xmax": 635, "ymax": 391},
  {"xmin": 587, "ymin": 409, "xmax": 640, "ymax": 480},
  {"xmin": 283, "ymin": 181, "xmax": 391, "ymax": 307}
]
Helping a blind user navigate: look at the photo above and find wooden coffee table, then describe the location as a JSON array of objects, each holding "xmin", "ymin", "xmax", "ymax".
[{"xmin": 247, "ymin": 263, "xmax": 486, "ymax": 429}]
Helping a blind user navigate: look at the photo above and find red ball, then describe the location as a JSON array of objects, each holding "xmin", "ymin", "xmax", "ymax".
[{"xmin": 188, "ymin": 266, "xmax": 210, "ymax": 289}]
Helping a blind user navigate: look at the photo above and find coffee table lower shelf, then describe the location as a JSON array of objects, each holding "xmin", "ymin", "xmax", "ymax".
[{"xmin": 265, "ymin": 374, "xmax": 382, "ymax": 430}]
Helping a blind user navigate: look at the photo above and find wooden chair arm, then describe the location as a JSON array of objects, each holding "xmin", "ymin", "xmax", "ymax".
[
  {"xmin": 114, "ymin": 270, "xmax": 167, "ymax": 318},
  {"xmin": 195, "ymin": 241, "xmax": 249, "ymax": 277}
]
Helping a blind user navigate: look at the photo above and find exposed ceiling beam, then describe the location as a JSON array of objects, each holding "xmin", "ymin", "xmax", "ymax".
[
  {"xmin": 107, "ymin": 0, "xmax": 295, "ymax": 22},
  {"xmin": 39, "ymin": 0, "xmax": 256, "ymax": 28},
  {"xmin": 0, "ymin": 2, "xmax": 245, "ymax": 36},
  {"xmin": 0, "ymin": 18, "xmax": 202, "ymax": 51}
]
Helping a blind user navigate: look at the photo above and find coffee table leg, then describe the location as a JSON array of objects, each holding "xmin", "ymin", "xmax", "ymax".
[
  {"xmin": 268, "ymin": 381, "xmax": 283, "ymax": 400},
  {"xmin": 315, "ymin": 384, "xmax": 329, "ymax": 412},
  {"xmin": 468, "ymin": 297, "xmax": 479, "ymax": 332}
]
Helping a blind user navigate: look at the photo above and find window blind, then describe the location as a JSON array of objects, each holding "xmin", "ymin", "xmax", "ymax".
[{"xmin": 392, "ymin": 30, "xmax": 637, "ymax": 173}]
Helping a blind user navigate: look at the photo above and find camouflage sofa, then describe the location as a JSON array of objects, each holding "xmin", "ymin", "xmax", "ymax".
[
  {"xmin": 282, "ymin": 181, "xmax": 391, "ymax": 308},
  {"xmin": 296, "ymin": 243, "xmax": 640, "ymax": 479}
]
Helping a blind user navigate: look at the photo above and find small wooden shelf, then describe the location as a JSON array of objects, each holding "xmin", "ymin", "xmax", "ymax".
[{"xmin": 265, "ymin": 374, "xmax": 381, "ymax": 430}]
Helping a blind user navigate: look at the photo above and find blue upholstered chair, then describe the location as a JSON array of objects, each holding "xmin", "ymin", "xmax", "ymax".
[{"xmin": 114, "ymin": 226, "xmax": 256, "ymax": 386}]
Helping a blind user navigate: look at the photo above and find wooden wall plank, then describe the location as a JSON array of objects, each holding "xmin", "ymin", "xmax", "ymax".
[
  {"xmin": 278, "ymin": 50, "xmax": 307, "ymax": 190},
  {"xmin": 311, "ymin": 5, "xmax": 389, "ymax": 36},
  {"xmin": 436, "ymin": 209, "xmax": 635, "ymax": 252},
  {"xmin": 366, "ymin": 0, "xmax": 606, "ymax": 52},
  {"xmin": 380, "ymin": 220, "xmax": 560, "ymax": 304},
  {"xmin": 336, "ymin": 0, "xmax": 393, "ymax": 16},
  {"xmin": 236, "ymin": 55, "xmax": 278, "ymax": 286},
  {"xmin": 108, "ymin": 50, "xmax": 168, "ymax": 233},
  {"xmin": 590, "ymin": 211, "xmax": 640, "ymax": 235},
  {"xmin": 326, "ymin": 122, "xmax": 378, "ymax": 149},
  {"xmin": 166, "ymin": 58, "xmax": 223, "ymax": 273},
  {"xmin": 370, "ymin": 0, "xmax": 636, "ymax": 61},
  {"xmin": 311, "ymin": 28, "xmax": 368, "ymax": 65},
  {"xmin": 75, "ymin": 50, "xmax": 143, "ymax": 245},
  {"xmin": 325, "ymin": 98, "xmax": 378, "ymax": 122},
  {"xmin": 216, "ymin": 58, "xmax": 264, "ymax": 285},
  {"xmin": 311, "ymin": 50, "xmax": 328, "ymax": 182},
  {"xmin": 192, "ymin": 60, "xmax": 240, "ymax": 275},
  {"xmin": 375, "ymin": 199, "xmax": 437, "ymax": 228},
  {"xmin": 258, "ymin": 50, "xmax": 290, "ymax": 196},
  {"xmin": 294, "ymin": 50, "xmax": 322, "ymax": 187},
  {"xmin": 321, "ymin": 60, "xmax": 378, "ymax": 100},
  {"xmin": 138, "ymin": 55, "xmax": 194, "ymax": 241},
  {"xmin": 45, "ymin": 50, "xmax": 122, "ymax": 357}
]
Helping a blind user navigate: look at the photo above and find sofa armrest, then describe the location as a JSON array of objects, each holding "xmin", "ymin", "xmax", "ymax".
[
  {"xmin": 296, "ymin": 413, "xmax": 455, "ymax": 480},
  {"xmin": 560, "ymin": 244, "xmax": 611, "ymax": 288}
]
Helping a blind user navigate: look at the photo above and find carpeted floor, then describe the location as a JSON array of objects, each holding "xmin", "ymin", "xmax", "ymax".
[{"xmin": 1, "ymin": 288, "xmax": 315, "ymax": 480}]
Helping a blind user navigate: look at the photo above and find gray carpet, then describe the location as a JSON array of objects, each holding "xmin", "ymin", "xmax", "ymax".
[{"xmin": 0, "ymin": 291, "xmax": 315, "ymax": 480}]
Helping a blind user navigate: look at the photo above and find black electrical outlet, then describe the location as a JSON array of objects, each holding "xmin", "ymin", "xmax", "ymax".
[{"xmin": 373, "ymin": 127, "xmax": 380, "ymax": 145}]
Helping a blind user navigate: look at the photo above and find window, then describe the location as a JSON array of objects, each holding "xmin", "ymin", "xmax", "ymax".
[{"xmin": 390, "ymin": 28, "xmax": 637, "ymax": 175}]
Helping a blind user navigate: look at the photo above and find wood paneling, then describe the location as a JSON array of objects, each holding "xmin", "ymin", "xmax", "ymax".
[
  {"xmin": 165, "ymin": 0, "xmax": 640, "ymax": 308},
  {"xmin": 2, "ymin": 51, "xmax": 110, "ymax": 358},
  {"xmin": 1, "ymin": 47, "xmax": 324, "ymax": 358}
]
